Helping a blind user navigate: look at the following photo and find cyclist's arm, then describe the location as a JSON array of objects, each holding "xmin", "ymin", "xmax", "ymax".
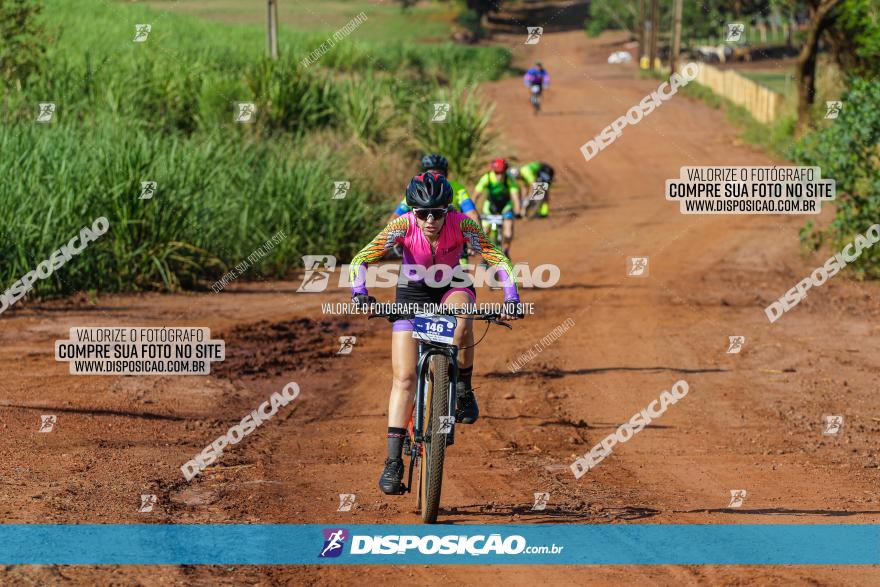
[
  {"xmin": 542, "ymin": 73, "xmax": 550, "ymax": 88},
  {"xmin": 473, "ymin": 174, "xmax": 489, "ymax": 200},
  {"xmin": 459, "ymin": 217, "xmax": 519, "ymax": 301},
  {"xmin": 349, "ymin": 215, "xmax": 409, "ymax": 295}
]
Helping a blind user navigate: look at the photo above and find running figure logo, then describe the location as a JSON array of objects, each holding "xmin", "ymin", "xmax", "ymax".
[
  {"xmin": 332, "ymin": 181, "xmax": 350, "ymax": 200},
  {"xmin": 525, "ymin": 27, "xmax": 544, "ymax": 44},
  {"xmin": 39, "ymin": 415, "xmax": 57, "ymax": 433},
  {"xmin": 432, "ymin": 103, "xmax": 450, "ymax": 123},
  {"xmin": 727, "ymin": 336, "xmax": 746, "ymax": 354},
  {"xmin": 138, "ymin": 494, "xmax": 158, "ymax": 512},
  {"xmin": 726, "ymin": 23, "xmax": 745, "ymax": 42},
  {"xmin": 319, "ymin": 528, "xmax": 349, "ymax": 558},
  {"xmin": 133, "ymin": 24, "xmax": 151, "ymax": 42},
  {"xmin": 728, "ymin": 489, "xmax": 747, "ymax": 508},
  {"xmin": 337, "ymin": 336, "xmax": 356, "ymax": 355},
  {"xmin": 532, "ymin": 492, "xmax": 550, "ymax": 511},
  {"xmin": 627, "ymin": 256, "xmax": 649, "ymax": 277},
  {"xmin": 824, "ymin": 101, "xmax": 843, "ymax": 119},
  {"xmin": 296, "ymin": 255, "xmax": 336, "ymax": 292},
  {"xmin": 823, "ymin": 415, "xmax": 843, "ymax": 436},
  {"xmin": 140, "ymin": 181, "xmax": 157, "ymax": 200},
  {"xmin": 438, "ymin": 416, "xmax": 455, "ymax": 434},
  {"xmin": 529, "ymin": 182, "xmax": 548, "ymax": 201},
  {"xmin": 337, "ymin": 494, "xmax": 356, "ymax": 512},
  {"xmin": 36, "ymin": 103, "xmax": 56, "ymax": 123},
  {"xmin": 235, "ymin": 102, "xmax": 256, "ymax": 123}
]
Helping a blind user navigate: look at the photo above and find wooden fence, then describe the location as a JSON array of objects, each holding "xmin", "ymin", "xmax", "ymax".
[{"xmin": 691, "ymin": 64, "xmax": 784, "ymax": 124}]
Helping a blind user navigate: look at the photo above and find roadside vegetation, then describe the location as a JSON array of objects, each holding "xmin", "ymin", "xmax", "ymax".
[
  {"xmin": 0, "ymin": 0, "xmax": 509, "ymax": 296},
  {"xmin": 607, "ymin": 0, "xmax": 879, "ymax": 278}
]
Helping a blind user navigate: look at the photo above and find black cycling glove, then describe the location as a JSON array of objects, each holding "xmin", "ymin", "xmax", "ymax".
[
  {"xmin": 503, "ymin": 299, "xmax": 524, "ymax": 319},
  {"xmin": 352, "ymin": 294, "xmax": 376, "ymax": 307}
]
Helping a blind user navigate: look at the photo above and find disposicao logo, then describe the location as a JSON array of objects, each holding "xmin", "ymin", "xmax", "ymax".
[{"xmin": 319, "ymin": 528, "xmax": 349, "ymax": 558}]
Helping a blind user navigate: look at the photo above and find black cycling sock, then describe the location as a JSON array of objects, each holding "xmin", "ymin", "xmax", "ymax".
[
  {"xmin": 387, "ymin": 427, "xmax": 407, "ymax": 459},
  {"xmin": 458, "ymin": 366, "xmax": 473, "ymax": 392}
]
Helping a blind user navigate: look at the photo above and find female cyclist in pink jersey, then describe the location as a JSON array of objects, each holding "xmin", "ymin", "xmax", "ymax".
[{"xmin": 349, "ymin": 172, "xmax": 523, "ymax": 494}]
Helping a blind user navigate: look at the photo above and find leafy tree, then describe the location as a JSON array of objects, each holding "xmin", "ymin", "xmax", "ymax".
[
  {"xmin": 826, "ymin": 0, "xmax": 880, "ymax": 77},
  {"xmin": 0, "ymin": 0, "xmax": 47, "ymax": 89},
  {"xmin": 791, "ymin": 0, "xmax": 843, "ymax": 132},
  {"xmin": 792, "ymin": 77, "xmax": 880, "ymax": 278}
]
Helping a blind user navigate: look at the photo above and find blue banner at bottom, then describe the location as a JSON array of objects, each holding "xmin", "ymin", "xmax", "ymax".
[{"xmin": 1, "ymin": 524, "xmax": 878, "ymax": 565}]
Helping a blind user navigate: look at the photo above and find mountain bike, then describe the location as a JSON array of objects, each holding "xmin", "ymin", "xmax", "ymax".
[
  {"xmin": 529, "ymin": 84, "xmax": 542, "ymax": 114},
  {"xmin": 369, "ymin": 310, "xmax": 512, "ymax": 523}
]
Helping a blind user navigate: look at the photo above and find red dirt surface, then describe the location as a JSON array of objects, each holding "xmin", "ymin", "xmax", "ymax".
[{"xmin": 2, "ymin": 30, "xmax": 879, "ymax": 586}]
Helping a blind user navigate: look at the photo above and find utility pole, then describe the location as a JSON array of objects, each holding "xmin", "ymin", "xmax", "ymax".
[
  {"xmin": 267, "ymin": 0, "xmax": 278, "ymax": 60},
  {"xmin": 670, "ymin": 0, "xmax": 683, "ymax": 74},
  {"xmin": 648, "ymin": 0, "xmax": 659, "ymax": 72},
  {"xmin": 637, "ymin": 0, "xmax": 645, "ymax": 66}
]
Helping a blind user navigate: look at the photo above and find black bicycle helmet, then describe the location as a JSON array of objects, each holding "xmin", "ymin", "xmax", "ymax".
[
  {"xmin": 420, "ymin": 153, "xmax": 449, "ymax": 174},
  {"xmin": 405, "ymin": 172, "xmax": 453, "ymax": 208}
]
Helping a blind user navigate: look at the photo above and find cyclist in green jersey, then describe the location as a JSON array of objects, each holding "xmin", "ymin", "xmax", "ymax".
[
  {"xmin": 473, "ymin": 158, "xmax": 521, "ymax": 258},
  {"xmin": 510, "ymin": 161, "xmax": 554, "ymax": 218}
]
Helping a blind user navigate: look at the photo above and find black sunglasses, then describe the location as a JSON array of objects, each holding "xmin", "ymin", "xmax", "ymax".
[{"xmin": 413, "ymin": 207, "xmax": 448, "ymax": 221}]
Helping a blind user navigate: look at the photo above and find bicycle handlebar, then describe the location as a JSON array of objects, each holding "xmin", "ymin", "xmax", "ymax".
[{"xmin": 367, "ymin": 310, "xmax": 513, "ymax": 329}]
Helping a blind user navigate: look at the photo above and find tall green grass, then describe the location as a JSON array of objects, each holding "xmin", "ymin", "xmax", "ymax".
[
  {"xmin": 0, "ymin": 0, "xmax": 509, "ymax": 297},
  {"xmin": 0, "ymin": 121, "xmax": 381, "ymax": 294}
]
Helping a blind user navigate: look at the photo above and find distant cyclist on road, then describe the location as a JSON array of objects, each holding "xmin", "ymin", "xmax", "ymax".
[
  {"xmin": 349, "ymin": 172, "xmax": 523, "ymax": 495},
  {"xmin": 510, "ymin": 161, "xmax": 555, "ymax": 218},
  {"xmin": 524, "ymin": 61, "xmax": 550, "ymax": 113},
  {"xmin": 474, "ymin": 158, "xmax": 520, "ymax": 258}
]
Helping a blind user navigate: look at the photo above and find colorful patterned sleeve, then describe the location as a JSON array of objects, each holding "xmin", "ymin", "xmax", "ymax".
[
  {"xmin": 458, "ymin": 217, "xmax": 520, "ymax": 301},
  {"xmin": 349, "ymin": 215, "xmax": 409, "ymax": 295}
]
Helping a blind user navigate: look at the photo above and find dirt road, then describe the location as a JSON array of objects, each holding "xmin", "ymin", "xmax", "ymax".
[{"xmin": 2, "ymin": 30, "xmax": 879, "ymax": 585}]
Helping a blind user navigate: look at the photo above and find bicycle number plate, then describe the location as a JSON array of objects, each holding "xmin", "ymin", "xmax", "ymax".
[
  {"xmin": 412, "ymin": 314, "xmax": 456, "ymax": 344},
  {"xmin": 531, "ymin": 84, "xmax": 541, "ymax": 94}
]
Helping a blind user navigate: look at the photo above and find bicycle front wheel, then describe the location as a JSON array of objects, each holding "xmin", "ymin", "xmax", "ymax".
[{"xmin": 419, "ymin": 354, "xmax": 450, "ymax": 524}]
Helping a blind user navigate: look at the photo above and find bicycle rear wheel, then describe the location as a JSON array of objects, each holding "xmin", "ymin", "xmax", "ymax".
[{"xmin": 419, "ymin": 354, "xmax": 450, "ymax": 524}]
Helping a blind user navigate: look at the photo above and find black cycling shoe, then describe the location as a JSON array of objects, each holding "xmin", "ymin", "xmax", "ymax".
[
  {"xmin": 379, "ymin": 458, "xmax": 406, "ymax": 495},
  {"xmin": 455, "ymin": 387, "xmax": 479, "ymax": 424}
]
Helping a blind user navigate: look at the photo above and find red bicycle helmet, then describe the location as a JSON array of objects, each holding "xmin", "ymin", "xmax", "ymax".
[{"xmin": 491, "ymin": 158, "xmax": 508, "ymax": 174}]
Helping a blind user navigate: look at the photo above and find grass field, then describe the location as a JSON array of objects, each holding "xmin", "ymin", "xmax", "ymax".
[
  {"xmin": 0, "ymin": 0, "xmax": 510, "ymax": 298},
  {"xmin": 738, "ymin": 69, "xmax": 795, "ymax": 96},
  {"xmin": 144, "ymin": 0, "xmax": 456, "ymax": 43}
]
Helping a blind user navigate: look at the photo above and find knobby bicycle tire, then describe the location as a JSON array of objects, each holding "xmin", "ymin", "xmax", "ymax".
[{"xmin": 419, "ymin": 354, "xmax": 449, "ymax": 523}]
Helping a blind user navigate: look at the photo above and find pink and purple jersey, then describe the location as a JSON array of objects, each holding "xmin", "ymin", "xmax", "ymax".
[{"xmin": 349, "ymin": 210, "xmax": 519, "ymax": 301}]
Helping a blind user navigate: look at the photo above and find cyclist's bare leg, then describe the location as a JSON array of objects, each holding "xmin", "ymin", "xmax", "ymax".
[
  {"xmin": 388, "ymin": 331, "xmax": 418, "ymax": 428},
  {"xmin": 443, "ymin": 290, "xmax": 479, "ymax": 423},
  {"xmin": 502, "ymin": 218, "xmax": 515, "ymax": 256}
]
